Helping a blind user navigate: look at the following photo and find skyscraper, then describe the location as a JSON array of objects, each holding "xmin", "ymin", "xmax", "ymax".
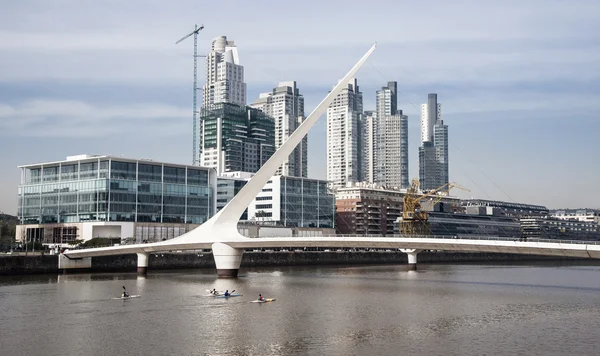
[
  {"xmin": 202, "ymin": 36, "xmax": 247, "ymax": 108},
  {"xmin": 251, "ymin": 81, "xmax": 307, "ymax": 177},
  {"xmin": 326, "ymin": 78, "xmax": 364, "ymax": 188},
  {"xmin": 363, "ymin": 111, "xmax": 377, "ymax": 183},
  {"xmin": 377, "ymin": 111, "xmax": 409, "ymax": 188},
  {"xmin": 420, "ymin": 93, "xmax": 442, "ymax": 143},
  {"xmin": 363, "ymin": 81, "xmax": 409, "ymax": 188},
  {"xmin": 199, "ymin": 103, "xmax": 275, "ymax": 175},
  {"xmin": 419, "ymin": 93, "xmax": 449, "ymax": 190}
]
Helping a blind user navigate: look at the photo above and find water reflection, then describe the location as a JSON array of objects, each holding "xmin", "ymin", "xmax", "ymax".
[{"xmin": 2, "ymin": 263, "xmax": 600, "ymax": 356}]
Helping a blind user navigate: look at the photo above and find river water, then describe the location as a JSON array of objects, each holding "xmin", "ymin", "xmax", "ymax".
[{"xmin": 1, "ymin": 263, "xmax": 600, "ymax": 356}]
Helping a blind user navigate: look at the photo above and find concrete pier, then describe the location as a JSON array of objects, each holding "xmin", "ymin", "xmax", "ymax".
[
  {"xmin": 401, "ymin": 249, "xmax": 421, "ymax": 271},
  {"xmin": 137, "ymin": 252, "xmax": 148, "ymax": 274},
  {"xmin": 212, "ymin": 242, "xmax": 243, "ymax": 278}
]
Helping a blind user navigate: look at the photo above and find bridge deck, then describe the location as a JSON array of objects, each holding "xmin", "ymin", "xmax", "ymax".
[{"xmin": 64, "ymin": 236, "xmax": 600, "ymax": 259}]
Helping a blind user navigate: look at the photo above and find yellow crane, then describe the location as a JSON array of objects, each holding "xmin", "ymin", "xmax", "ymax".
[{"xmin": 398, "ymin": 179, "xmax": 470, "ymax": 235}]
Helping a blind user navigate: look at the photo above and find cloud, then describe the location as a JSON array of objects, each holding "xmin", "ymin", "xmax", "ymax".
[{"xmin": 0, "ymin": 99, "xmax": 189, "ymax": 137}]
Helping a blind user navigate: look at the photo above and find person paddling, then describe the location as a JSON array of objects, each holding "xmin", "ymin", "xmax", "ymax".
[
  {"xmin": 224, "ymin": 290, "xmax": 230, "ymax": 297},
  {"xmin": 258, "ymin": 294, "xmax": 264, "ymax": 301},
  {"xmin": 122, "ymin": 286, "xmax": 130, "ymax": 298}
]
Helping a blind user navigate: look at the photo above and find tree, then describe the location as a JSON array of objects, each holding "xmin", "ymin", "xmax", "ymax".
[{"xmin": 78, "ymin": 238, "xmax": 114, "ymax": 249}]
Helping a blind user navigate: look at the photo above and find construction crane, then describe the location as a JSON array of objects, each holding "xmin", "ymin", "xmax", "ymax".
[
  {"xmin": 176, "ymin": 24, "xmax": 205, "ymax": 165},
  {"xmin": 398, "ymin": 179, "xmax": 470, "ymax": 236}
]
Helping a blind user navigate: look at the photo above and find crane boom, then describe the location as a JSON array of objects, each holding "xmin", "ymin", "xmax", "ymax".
[
  {"xmin": 398, "ymin": 179, "xmax": 470, "ymax": 236},
  {"xmin": 175, "ymin": 25, "xmax": 204, "ymax": 44}
]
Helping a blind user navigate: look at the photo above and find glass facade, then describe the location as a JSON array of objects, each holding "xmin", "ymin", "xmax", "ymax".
[
  {"xmin": 18, "ymin": 156, "xmax": 215, "ymax": 225},
  {"xmin": 199, "ymin": 102, "xmax": 275, "ymax": 173},
  {"xmin": 216, "ymin": 177, "xmax": 248, "ymax": 220},
  {"xmin": 280, "ymin": 177, "xmax": 335, "ymax": 228}
]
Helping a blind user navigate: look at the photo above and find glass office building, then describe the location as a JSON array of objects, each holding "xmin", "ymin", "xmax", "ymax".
[
  {"xmin": 247, "ymin": 176, "xmax": 335, "ymax": 228},
  {"xmin": 18, "ymin": 155, "xmax": 217, "ymax": 226}
]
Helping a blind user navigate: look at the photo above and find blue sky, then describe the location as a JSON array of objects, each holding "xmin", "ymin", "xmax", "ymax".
[{"xmin": 1, "ymin": 0, "xmax": 599, "ymax": 214}]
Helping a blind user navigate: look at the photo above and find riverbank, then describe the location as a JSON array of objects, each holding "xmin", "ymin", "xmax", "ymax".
[{"xmin": 0, "ymin": 250, "xmax": 588, "ymax": 276}]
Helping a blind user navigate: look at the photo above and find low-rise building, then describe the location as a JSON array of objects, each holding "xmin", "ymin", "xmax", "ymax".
[
  {"xmin": 247, "ymin": 175, "xmax": 335, "ymax": 228},
  {"xmin": 335, "ymin": 182, "xmax": 404, "ymax": 236},
  {"xmin": 460, "ymin": 199, "xmax": 548, "ymax": 218},
  {"xmin": 521, "ymin": 217, "xmax": 600, "ymax": 241},
  {"xmin": 550, "ymin": 209, "xmax": 600, "ymax": 224},
  {"xmin": 425, "ymin": 211, "xmax": 522, "ymax": 237},
  {"xmin": 16, "ymin": 155, "xmax": 217, "ymax": 245},
  {"xmin": 336, "ymin": 182, "xmax": 460, "ymax": 236},
  {"xmin": 216, "ymin": 172, "xmax": 252, "ymax": 220}
]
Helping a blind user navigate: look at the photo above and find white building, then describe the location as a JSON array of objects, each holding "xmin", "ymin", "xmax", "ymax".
[
  {"xmin": 202, "ymin": 36, "xmax": 247, "ymax": 107},
  {"xmin": 376, "ymin": 112, "xmax": 409, "ymax": 189},
  {"xmin": 247, "ymin": 176, "xmax": 335, "ymax": 228},
  {"xmin": 551, "ymin": 209, "xmax": 600, "ymax": 224},
  {"xmin": 363, "ymin": 111, "xmax": 377, "ymax": 184},
  {"xmin": 373, "ymin": 81, "xmax": 408, "ymax": 188},
  {"xmin": 326, "ymin": 78, "xmax": 364, "ymax": 188},
  {"xmin": 251, "ymin": 81, "xmax": 307, "ymax": 177},
  {"xmin": 420, "ymin": 93, "xmax": 442, "ymax": 144}
]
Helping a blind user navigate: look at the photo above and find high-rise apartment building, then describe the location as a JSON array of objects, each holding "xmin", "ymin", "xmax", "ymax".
[
  {"xmin": 419, "ymin": 93, "xmax": 448, "ymax": 190},
  {"xmin": 363, "ymin": 111, "xmax": 376, "ymax": 183},
  {"xmin": 362, "ymin": 81, "xmax": 409, "ymax": 188},
  {"xmin": 251, "ymin": 81, "xmax": 307, "ymax": 177},
  {"xmin": 420, "ymin": 93, "xmax": 442, "ymax": 143},
  {"xmin": 199, "ymin": 103, "xmax": 275, "ymax": 175},
  {"xmin": 326, "ymin": 78, "xmax": 364, "ymax": 188},
  {"xmin": 202, "ymin": 36, "xmax": 247, "ymax": 108},
  {"xmin": 377, "ymin": 111, "xmax": 409, "ymax": 188}
]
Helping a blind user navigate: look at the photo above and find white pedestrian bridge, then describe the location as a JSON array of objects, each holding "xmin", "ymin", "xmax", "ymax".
[
  {"xmin": 63, "ymin": 235, "xmax": 600, "ymax": 276},
  {"xmin": 63, "ymin": 44, "xmax": 600, "ymax": 277}
]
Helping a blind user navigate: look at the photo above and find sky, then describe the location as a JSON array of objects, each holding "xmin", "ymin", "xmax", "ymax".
[{"xmin": 0, "ymin": 0, "xmax": 599, "ymax": 215}]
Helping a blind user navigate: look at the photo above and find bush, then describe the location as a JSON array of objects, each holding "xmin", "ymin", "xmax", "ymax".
[{"xmin": 78, "ymin": 238, "xmax": 118, "ymax": 249}]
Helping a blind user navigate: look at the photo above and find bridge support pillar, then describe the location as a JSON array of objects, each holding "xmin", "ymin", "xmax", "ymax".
[
  {"xmin": 137, "ymin": 252, "xmax": 149, "ymax": 275},
  {"xmin": 212, "ymin": 242, "xmax": 243, "ymax": 278},
  {"xmin": 400, "ymin": 249, "xmax": 421, "ymax": 271}
]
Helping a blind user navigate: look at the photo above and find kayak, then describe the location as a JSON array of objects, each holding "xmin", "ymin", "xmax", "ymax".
[
  {"xmin": 111, "ymin": 295, "xmax": 141, "ymax": 300},
  {"xmin": 251, "ymin": 298, "xmax": 276, "ymax": 303},
  {"xmin": 215, "ymin": 294, "xmax": 243, "ymax": 298}
]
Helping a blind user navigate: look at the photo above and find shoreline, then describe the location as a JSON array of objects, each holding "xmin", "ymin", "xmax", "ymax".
[{"xmin": 0, "ymin": 251, "xmax": 593, "ymax": 276}]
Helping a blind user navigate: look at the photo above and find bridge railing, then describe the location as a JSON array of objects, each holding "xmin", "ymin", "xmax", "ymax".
[
  {"xmin": 285, "ymin": 234, "xmax": 600, "ymax": 245},
  {"xmin": 64, "ymin": 234, "xmax": 600, "ymax": 252}
]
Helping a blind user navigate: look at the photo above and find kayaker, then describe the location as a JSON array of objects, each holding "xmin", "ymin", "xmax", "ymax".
[
  {"xmin": 210, "ymin": 288, "xmax": 217, "ymax": 295},
  {"xmin": 258, "ymin": 294, "xmax": 264, "ymax": 301},
  {"xmin": 122, "ymin": 286, "xmax": 129, "ymax": 298},
  {"xmin": 224, "ymin": 290, "xmax": 230, "ymax": 297}
]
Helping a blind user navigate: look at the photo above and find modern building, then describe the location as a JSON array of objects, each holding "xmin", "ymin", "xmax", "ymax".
[
  {"xmin": 202, "ymin": 36, "xmax": 246, "ymax": 108},
  {"xmin": 362, "ymin": 111, "xmax": 376, "ymax": 184},
  {"xmin": 16, "ymin": 155, "xmax": 217, "ymax": 244},
  {"xmin": 460, "ymin": 199, "xmax": 549, "ymax": 218},
  {"xmin": 521, "ymin": 217, "xmax": 600, "ymax": 241},
  {"xmin": 246, "ymin": 176, "xmax": 335, "ymax": 228},
  {"xmin": 551, "ymin": 209, "xmax": 600, "ymax": 224},
  {"xmin": 216, "ymin": 172, "xmax": 251, "ymax": 220},
  {"xmin": 419, "ymin": 93, "xmax": 448, "ymax": 190},
  {"xmin": 326, "ymin": 78, "xmax": 364, "ymax": 188},
  {"xmin": 199, "ymin": 103, "xmax": 275, "ymax": 175},
  {"xmin": 251, "ymin": 81, "xmax": 307, "ymax": 177},
  {"xmin": 376, "ymin": 81, "xmax": 397, "ymax": 117},
  {"xmin": 425, "ymin": 211, "xmax": 522, "ymax": 237},
  {"xmin": 335, "ymin": 182, "xmax": 405, "ymax": 236},
  {"xmin": 367, "ymin": 81, "xmax": 409, "ymax": 189},
  {"xmin": 375, "ymin": 111, "xmax": 408, "ymax": 188},
  {"xmin": 419, "ymin": 142, "xmax": 439, "ymax": 190}
]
